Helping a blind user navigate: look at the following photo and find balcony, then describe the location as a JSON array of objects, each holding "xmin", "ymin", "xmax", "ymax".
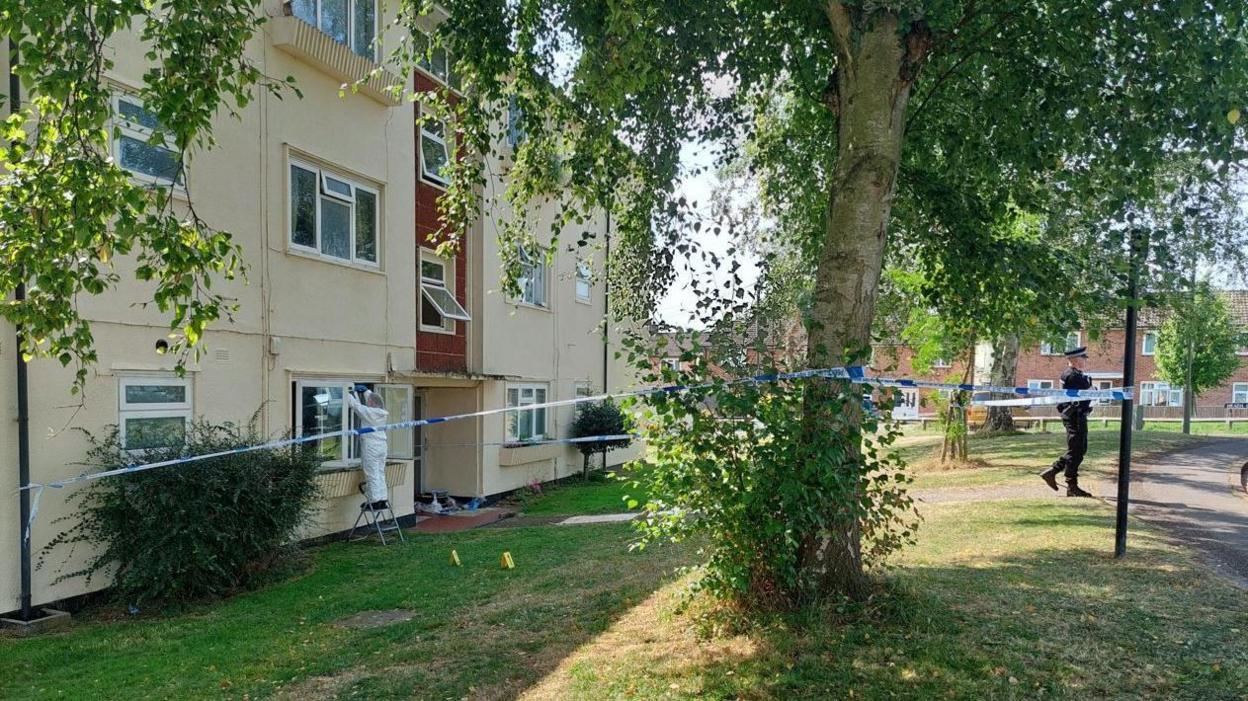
[{"xmin": 269, "ymin": 15, "xmax": 403, "ymax": 106}]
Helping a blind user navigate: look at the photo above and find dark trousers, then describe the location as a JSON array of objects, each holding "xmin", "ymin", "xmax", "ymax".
[{"xmin": 1048, "ymin": 410, "xmax": 1088, "ymax": 484}]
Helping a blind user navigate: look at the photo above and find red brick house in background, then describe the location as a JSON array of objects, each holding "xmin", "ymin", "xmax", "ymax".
[{"xmin": 1009, "ymin": 290, "xmax": 1248, "ymax": 416}]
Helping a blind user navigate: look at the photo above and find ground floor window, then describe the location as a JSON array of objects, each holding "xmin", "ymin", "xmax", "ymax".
[
  {"xmin": 1027, "ymin": 379, "xmax": 1054, "ymax": 390},
  {"xmin": 506, "ymin": 383, "xmax": 548, "ymax": 442},
  {"xmin": 118, "ymin": 375, "xmax": 192, "ymax": 450},
  {"xmin": 574, "ymin": 381, "xmax": 594, "ymax": 400},
  {"xmin": 292, "ymin": 379, "xmax": 413, "ymax": 464},
  {"xmin": 1232, "ymin": 383, "xmax": 1248, "ymax": 405},
  {"xmin": 1140, "ymin": 381, "xmax": 1183, "ymax": 407}
]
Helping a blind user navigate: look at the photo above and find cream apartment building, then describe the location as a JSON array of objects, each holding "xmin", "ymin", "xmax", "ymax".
[{"xmin": 2, "ymin": 2, "xmax": 636, "ymax": 615}]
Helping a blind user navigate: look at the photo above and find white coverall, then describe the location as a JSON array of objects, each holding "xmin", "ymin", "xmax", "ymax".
[{"xmin": 346, "ymin": 391, "xmax": 390, "ymax": 504}]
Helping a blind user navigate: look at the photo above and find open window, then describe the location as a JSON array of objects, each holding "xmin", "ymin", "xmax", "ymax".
[{"xmin": 420, "ymin": 249, "xmax": 470, "ymax": 333}]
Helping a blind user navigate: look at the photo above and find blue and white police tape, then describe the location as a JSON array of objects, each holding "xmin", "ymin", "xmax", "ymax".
[{"xmin": 17, "ymin": 363, "xmax": 1130, "ymax": 546}]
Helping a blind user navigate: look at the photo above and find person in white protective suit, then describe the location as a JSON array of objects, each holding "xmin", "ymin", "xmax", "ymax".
[{"xmin": 346, "ymin": 386, "xmax": 390, "ymax": 510}]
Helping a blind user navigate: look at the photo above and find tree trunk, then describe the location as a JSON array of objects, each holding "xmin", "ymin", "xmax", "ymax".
[
  {"xmin": 981, "ymin": 334, "xmax": 1020, "ymax": 434},
  {"xmin": 800, "ymin": 5, "xmax": 930, "ymax": 602}
]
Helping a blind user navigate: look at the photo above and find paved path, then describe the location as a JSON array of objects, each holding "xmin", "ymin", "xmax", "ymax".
[{"xmin": 1110, "ymin": 437, "xmax": 1248, "ymax": 587}]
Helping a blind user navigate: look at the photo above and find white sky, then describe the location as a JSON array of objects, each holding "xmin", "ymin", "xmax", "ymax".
[{"xmin": 653, "ymin": 141, "xmax": 763, "ymax": 328}]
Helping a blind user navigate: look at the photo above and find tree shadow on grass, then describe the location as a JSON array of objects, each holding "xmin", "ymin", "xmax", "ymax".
[{"xmin": 517, "ymin": 541, "xmax": 1248, "ymax": 701}]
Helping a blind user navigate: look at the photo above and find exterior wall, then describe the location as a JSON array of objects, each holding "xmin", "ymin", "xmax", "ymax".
[
  {"xmin": 2, "ymin": 2, "xmax": 421, "ymax": 612},
  {"xmin": 413, "ymin": 71, "xmax": 470, "ymax": 373},
  {"xmin": 472, "ymin": 137, "xmax": 619, "ymax": 496}
]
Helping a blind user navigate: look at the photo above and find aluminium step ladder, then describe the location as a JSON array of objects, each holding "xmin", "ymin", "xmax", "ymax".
[{"xmin": 349, "ymin": 484, "xmax": 406, "ymax": 545}]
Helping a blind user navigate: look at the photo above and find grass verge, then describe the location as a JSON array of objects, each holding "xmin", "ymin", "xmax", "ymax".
[
  {"xmin": 524, "ymin": 499, "xmax": 1248, "ymax": 700},
  {"xmin": 514, "ymin": 471, "xmax": 649, "ymax": 517},
  {"xmin": 0, "ymin": 524, "xmax": 689, "ymax": 700}
]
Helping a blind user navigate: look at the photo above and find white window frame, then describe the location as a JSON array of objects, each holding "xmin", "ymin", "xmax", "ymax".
[
  {"xmin": 1140, "ymin": 381, "xmax": 1183, "ymax": 407},
  {"xmin": 574, "ymin": 260, "xmax": 592, "ymax": 303},
  {"xmin": 288, "ymin": 157, "xmax": 381, "ymax": 268},
  {"xmin": 1027, "ymin": 379, "xmax": 1054, "ymax": 390},
  {"xmin": 1142, "ymin": 331, "xmax": 1158, "ymax": 356},
  {"xmin": 932, "ymin": 357, "xmax": 951, "ymax": 369},
  {"xmin": 118, "ymin": 375, "xmax": 192, "ymax": 451},
  {"xmin": 419, "ymin": 248, "xmax": 470, "ymax": 333},
  {"xmin": 413, "ymin": 28, "xmax": 459, "ymax": 88},
  {"xmin": 419, "ymin": 112, "xmax": 451, "ymax": 187},
  {"xmin": 289, "ymin": 0, "xmax": 378, "ymax": 61},
  {"xmin": 292, "ymin": 378, "xmax": 412, "ymax": 466},
  {"xmin": 517, "ymin": 247, "xmax": 548, "ymax": 308},
  {"xmin": 1041, "ymin": 331, "xmax": 1081, "ymax": 356},
  {"xmin": 378, "ymin": 384, "xmax": 415, "ymax": 459},
  {"xmin": 111, "ymin": 92, "xmax": 184, "ymax": 190},
  {"xmin": 1094, "ymin": 379, "xmax": 1117, "ymax": 406},
  {"xmin": 574, "ymin": 381, "xmax": 594, "ymax": 399},
  {"xmin": 505, "ymin": 382, "xmax": 549, "ymax": 442},
  {"xmin": 662, "ymin": 357, "xmax": 681, "ymax": 372},
  {"xmin": 1231, "ymin": 383, "xmax": 1248, "ymax": 405}
]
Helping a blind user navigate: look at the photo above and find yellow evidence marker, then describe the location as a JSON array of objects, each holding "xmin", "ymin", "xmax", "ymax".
[
  {"xmin": 500, "ymin": 551, "xmax": 516, "ymax": 570},
  {"xmin": 449, "ymin": 549, "xmax": 462, "ymax": 567}
]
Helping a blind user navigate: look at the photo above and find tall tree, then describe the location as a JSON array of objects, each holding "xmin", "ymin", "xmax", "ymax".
[{"xmin": 414, "ymin": 0, "xmax": 1248, "ymax": 600}]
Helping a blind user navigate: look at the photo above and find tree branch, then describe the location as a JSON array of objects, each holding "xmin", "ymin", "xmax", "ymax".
[{"xmin": 824, "ymin": 1, "xmax": 854, "ymax": 75}]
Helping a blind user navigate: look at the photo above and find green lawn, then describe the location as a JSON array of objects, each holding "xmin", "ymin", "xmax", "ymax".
[
  {"xmin": 903, "ymin": 427, "xmax": 1210, "ymax": 491},
  {"xmin": 4, "ymin": 501, "xmax": 1246, "ymax": 699},
  {"xmin": 515, "ymin": 471, "xmax": 648, "ymax": 516},
  {"xmin": 0, "ymin": 525, "xmax": 689, "ymax": 700},
  {"xmin": 528, "ymin": 500, "xmax": 1248, "ymax": 700}
]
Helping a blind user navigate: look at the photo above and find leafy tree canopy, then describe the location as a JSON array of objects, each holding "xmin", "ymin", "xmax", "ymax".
[
  {"xmin": 1155, "ymin": 284, "xmax": 1245, "ymax": 398},
  {"xmin": 0, "ymin": 1, "xmax": 295, "ymax": 388}
]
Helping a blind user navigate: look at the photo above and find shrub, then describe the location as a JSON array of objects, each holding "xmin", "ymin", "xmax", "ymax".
[
  {"xmin": 625, "ymin": 336, "xmax": 917, "ymax": 611},
  {"xmin": 42, "ymin": 419, "xmax": 322, "ymax": 607},
  {"xmin": 569, "ymin": 400, "xmax": 633, "ymax": 478}
]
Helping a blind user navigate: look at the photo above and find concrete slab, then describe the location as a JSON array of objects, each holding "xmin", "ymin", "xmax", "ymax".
[
  {"xmin": 0, "ymin": 608, "xmax": 71, "ymax": 636},
  {"xmin": 557, "ymin": 513, "xmax": 638, "ymax": 525}
]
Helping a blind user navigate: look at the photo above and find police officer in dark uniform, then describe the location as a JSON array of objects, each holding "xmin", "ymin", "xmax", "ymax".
[{"xmin": 1040, "ymin": 346, "xmax": 1094, "ymax": 497}]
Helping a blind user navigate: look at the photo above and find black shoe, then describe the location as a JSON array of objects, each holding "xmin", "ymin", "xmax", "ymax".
[
  {"xmin": 1066, "ymin": 484, "xmax": 1093, "ymax": 498},
  {"xmin": 1040, "ymin": 470, "xmax": 1059, "ymax": 492},
  {"xmin": 369, "ymin": 500, "xmax": 390, "ymax": 511}
]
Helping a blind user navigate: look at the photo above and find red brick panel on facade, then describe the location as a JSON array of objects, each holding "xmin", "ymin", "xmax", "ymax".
[{"xmin": 414, "ymin": 70, "xmax": 468, "ymax": 373}]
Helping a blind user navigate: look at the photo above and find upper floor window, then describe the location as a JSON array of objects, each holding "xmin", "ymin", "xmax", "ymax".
[
  {"xmin": 118, "ymin": 375, "xmax": 192, "ymax": 451},
  {"xmin": 413, "ymin": 29, "xmax": 461, "ymax": 90},
  {"xmin": 290, "ymin": 0, "xmax": 377, "ymax": 61},
  {"xmin": 507, "ymin": 94, "xmax": 526, "ymax": 148},
  {"xmin": 113, "ymin": 92, "xmax": 183, "ymax": 188},
  {"xmin": 1040, "ymin": 331, "xmax": 1081, "ymax": 356},
  {"xmin": 1142, "ymin": 331, "xmax": 1158, "ymax": 356},
  {"xmin": 518, "ymin": 247, "xmax": 548, "ymax": 307},
  {"xmin": 420, "ymin": 249, "xmax": 470, "ymax": 333},
  {"xmin": 574, "ymin": 260, "xmax": 591, "ymax": 302},
  {"xmin": 289, "ymin": 159, "xmax": 379, "ymax": 266},
  {"xmin": 420, "ymin": 117, "xmax": 451, "ymax": 187}
]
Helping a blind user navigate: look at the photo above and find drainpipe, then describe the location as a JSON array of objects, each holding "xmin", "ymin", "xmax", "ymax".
[
  {"xmin": 10, "ymin": 37, "xmax": 34, "ymax": 621},
  {"xmin": 601, "ymin": 210, "xmax": 610, "ymax": 394}
]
